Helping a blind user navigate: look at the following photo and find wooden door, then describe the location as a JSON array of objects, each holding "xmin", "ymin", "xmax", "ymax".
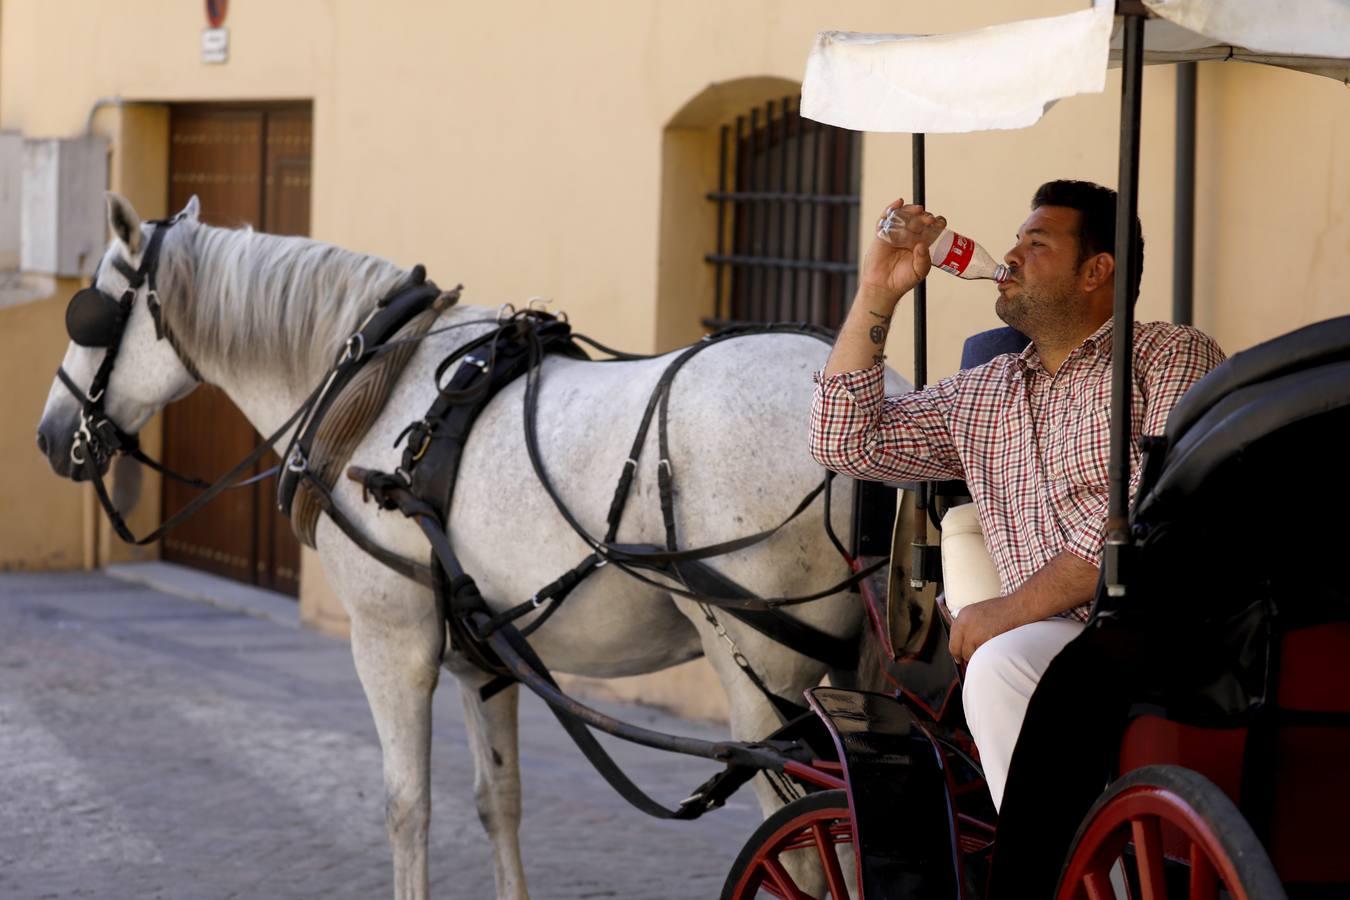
[{"xmin": 161, "ymin": 104, "xmax": 312, "ymax": 596}]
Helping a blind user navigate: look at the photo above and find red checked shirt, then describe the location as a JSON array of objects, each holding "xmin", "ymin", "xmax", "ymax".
[{"xmin": 810, "ymin": 320, "xmax": 1225, "ymax": 621}]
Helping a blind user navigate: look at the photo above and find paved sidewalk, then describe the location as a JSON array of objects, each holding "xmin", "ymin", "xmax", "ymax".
[{"xmin": 0, "ymin": 569, "xmax": 761, "ymax": 899}]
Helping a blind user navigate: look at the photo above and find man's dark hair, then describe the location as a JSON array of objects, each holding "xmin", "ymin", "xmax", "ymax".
[{"xmin": 1032, "ymin": 180, "xmax": 1145, "ymax": 305}]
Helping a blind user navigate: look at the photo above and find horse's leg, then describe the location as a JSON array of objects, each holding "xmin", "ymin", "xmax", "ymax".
[
  {"xmin": 676, "ymin": 597, "xmax": 840, "ymax": 895},
  {"xmin": 350, "ymin": 613, "xmax": 441, "ymax": 899},
  {"xmin": 319, "ymin": 527, "xmax": 442, "ymax": 900},
  {"xmin": 673, "ymin": 598, "xmax": 827, "ymax": 814},
  {"xmin": 450, "ymin": 663, "xmax": 529, "ymax": 900}
]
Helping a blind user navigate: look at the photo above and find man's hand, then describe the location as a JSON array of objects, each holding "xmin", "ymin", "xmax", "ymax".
[
  {"xmin": 947, "ymin": 553, "xmax": 1099, "ymax": 664},
  {"xmin": 860, "ymin": 198, "xmax": 946, "ymax": 299},
  {"xmin": 948, "ymin": 594, "xmax": 1027, "ymax": 665},
  {"xmin": 822, "ymin": 198, "xmax": 948, "ymax": 377}
]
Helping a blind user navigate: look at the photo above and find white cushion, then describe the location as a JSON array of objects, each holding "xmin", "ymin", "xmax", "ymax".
[{"xmin": 940, "ymin": 503, "xmax": 1002, "ymax": 618}]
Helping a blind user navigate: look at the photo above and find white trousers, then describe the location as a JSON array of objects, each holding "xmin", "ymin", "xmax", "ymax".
[{"xmin": 962, "ymin": 618, "xmax": 1086, "ymax": 811}]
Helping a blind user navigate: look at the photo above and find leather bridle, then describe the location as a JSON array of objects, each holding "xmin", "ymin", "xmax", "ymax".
[
  {"xmin": 57, "ymin": 213, "xmax": 200, "ymax": 472},
  {"xmin": 54, "ymin": 214, "xmax": 289, "ymax": 545}
]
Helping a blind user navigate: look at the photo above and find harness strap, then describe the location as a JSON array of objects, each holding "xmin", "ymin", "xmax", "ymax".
[
  {"xmin": 669, "ymin": 558, "xmax": 860, "ymax": 671},
  {"xmin": 487, "ymin": 613, "xmax": 789, "ymax": 820},
  {"xmin": 298, "ymin": 472, "xmax": 435, "ymax": 587},
  {"xmin": 276, "ymin": 271, "xmax": 452, "ymax": 520},
  {"xmin": 606, "ymin": 547, "xmax": 886, "ymax": 610},
  {"xmin": 475, "ymin": 553, "xmax": 604, "ymax": 637},
  {"xmin": 80, "ymin": 380, "xmax": 324, "ymax": 545},
  {"xmin": 290, "ymin": 303, "xmax": 446, "ymax": 547},
  {"xmin": 524, "ymin": 325, "xmax": 859, "ymax": 572},
  {"xmin": 352, "ymin": 468, "xmax": 809, "ymax": 819}
]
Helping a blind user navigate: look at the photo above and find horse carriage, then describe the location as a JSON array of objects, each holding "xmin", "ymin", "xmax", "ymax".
[
  {"xmin": 721, "ymin": 3, "xmax": 1350, "ymax": 898},
  {"xmin": 722, "ymin": 309, "xmax": 1350, "ymax": 899},
  {"xmin": 33, "ymin": 2, "xmax": 1350, "ymax": 899}
]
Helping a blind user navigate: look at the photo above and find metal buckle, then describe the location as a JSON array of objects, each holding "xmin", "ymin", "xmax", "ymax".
[
  {"xmin": 70, "ymin": 441, "xmax": 87, "ymax": 466},
  {"xmin": 74, "ymin": 413, "xmax": 99, "ymax": 460},
  {"xmin": 464, "ymin": 354, "xmax": 489, "ymax": 372},
  {"xmin": 527, "ymin": 296, "xmax": 552, "ymax": 312},
  {"xmin": 497, "ymin": 303, "xmax": 517, "ymax": 322},
  {"xmin": 411, "ymin": 430, "xmax": 433, "ymax": 462},
  {"xmin": 342, "ymin": 333, "xmax": 366, "ymax": 363},
  {"xmin": 679, "ymin": 790, "xmax": 713, "ymax": 811},
  {"xmin": 285, "ymin": 448, "xmax": 308, "ymax": 474}
]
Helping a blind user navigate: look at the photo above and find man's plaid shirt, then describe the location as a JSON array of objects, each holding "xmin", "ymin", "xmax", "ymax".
[{"xmin": 810, "ymin": 319, "xmax": 1225, "ymax": 621}]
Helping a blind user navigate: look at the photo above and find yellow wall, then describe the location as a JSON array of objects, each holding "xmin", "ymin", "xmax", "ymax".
[
  {"xmin": 2, "ymin": 3, "xmax": 1347, "ymax": 716},
  {"xmin": 0, "ymin": 289, "xmax": 85, "ymax": 571}
]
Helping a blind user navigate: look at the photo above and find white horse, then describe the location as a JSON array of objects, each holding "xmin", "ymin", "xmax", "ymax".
[{"xmin": 37, "ymin": 194, "xmax": 900, "ymax": 900}]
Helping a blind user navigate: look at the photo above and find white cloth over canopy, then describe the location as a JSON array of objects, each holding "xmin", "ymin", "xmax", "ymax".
[{"xmin": 802, "ymin": 0, "xmax": 1350, "ymax": 134}]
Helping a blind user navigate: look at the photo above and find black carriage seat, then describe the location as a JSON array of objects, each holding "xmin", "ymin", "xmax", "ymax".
[
  {"xmin": 992, "ymin": 314, "xmax": 1350, "ymax": 897},
  {"xmin": 1111, "ymin": 313, "xmax": 1350, "ymax": 895}
]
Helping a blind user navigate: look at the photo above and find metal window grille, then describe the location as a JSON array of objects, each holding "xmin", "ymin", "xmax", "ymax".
[{"xmin": 704, "ymin": 96, "xmax": 861, "ymax": 332}]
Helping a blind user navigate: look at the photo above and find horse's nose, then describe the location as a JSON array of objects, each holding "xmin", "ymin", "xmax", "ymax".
[{"xmin": 36, "ymin": 429, "xmax": 49, "ymax": 456}]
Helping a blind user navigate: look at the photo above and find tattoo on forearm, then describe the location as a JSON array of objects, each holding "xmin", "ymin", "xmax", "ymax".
[{"xmin": 867, "ymin": 311, "xmax": 890, "ymax": 366}]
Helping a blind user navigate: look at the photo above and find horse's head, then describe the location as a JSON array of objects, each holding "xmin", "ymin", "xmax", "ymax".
[{"xmin": 36, "ymin": 193, "xmax": 202, "ymax": 480}]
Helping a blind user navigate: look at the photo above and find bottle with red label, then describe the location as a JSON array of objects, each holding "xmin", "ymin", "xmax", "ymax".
[{"xmin": 879, "ymin": 209, "xmax": 1009, "ymax": 283}]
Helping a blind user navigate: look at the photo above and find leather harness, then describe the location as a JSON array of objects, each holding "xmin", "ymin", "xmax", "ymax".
[
  {"xmin": 61, "ymin": 233, "xmax": 883, "ymax": 820},
  {"xmin": 276, "ymin": 264, "xmax": 456, "ymax": 548}
]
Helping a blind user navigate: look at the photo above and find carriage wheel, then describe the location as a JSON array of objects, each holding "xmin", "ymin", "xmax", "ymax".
[
  {"xmin": 1056, "ymin": 765, "xmax": 1287, "ymax": 900},
  {"xmin": 721, "ymin": 789, "xmax": 855, "ymax": 900}
]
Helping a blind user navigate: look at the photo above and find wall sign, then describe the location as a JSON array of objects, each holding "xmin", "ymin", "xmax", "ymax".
[{"xmin": 202, "ymin": 0, "xmax": 229, "ymax": 64}]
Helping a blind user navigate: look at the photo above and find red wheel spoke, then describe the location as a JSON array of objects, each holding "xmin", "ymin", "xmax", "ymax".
[
  {"xmin": 1187, "ymin": 842, "xmax": 1218, "ymax": 899},
  {"xmin": 1056, "ymin": 771, "xmax": 1283, "ymax": 900},
  {"xmin": 812, "ymin": 821, "xmax": 850, "ymax": 899},
  {"xmin": 763, "ymin": 855, "xmax": 811, "ymax": 900},
  {"xmin": 749, "ymin": 862, "xmax": 789, "ymax": 900},
  {"xmin": 1131, "ymin": 816, "xmax": 1167, "ymax": 900},
  {"xmin": 1082, "ymin": 869, "xmax": 1116, "ymax": 900}
]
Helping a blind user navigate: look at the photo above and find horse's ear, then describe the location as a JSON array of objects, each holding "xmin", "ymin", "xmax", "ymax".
[
  {"xmin": 105, "ymin": 192, "xmax": 143, "ymax": 255},
  {"xmin": 181, "ymin": 194, "xmax": 201, "ymax": 222}
]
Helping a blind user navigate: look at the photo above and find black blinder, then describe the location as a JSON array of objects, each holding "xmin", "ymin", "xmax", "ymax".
[{"xmin": 66, "ymin": 288, "xmax": 125, "ymax": 348}]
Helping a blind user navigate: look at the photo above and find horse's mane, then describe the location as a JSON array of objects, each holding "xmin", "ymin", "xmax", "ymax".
[{"xmin": 157, "ymin": 221, "xmax": 409, "ymax": 382}]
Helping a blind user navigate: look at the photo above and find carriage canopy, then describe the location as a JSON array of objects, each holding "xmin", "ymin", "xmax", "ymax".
[{"xmin": 802, "ymin": 0, "xmax": 1350, "ymax": 134}]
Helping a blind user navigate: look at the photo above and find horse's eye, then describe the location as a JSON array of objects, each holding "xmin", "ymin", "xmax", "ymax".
[{"xmin": 66, "ymin": 288, "xmax": 124, "ymax": 348}]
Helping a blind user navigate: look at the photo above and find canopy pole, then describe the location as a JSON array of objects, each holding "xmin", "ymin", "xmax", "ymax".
[
  {"xmin": 1173, "ymin": 62, "xmax": 1197, "ymax": 326},
  {"xmin": 912, "ymin": 133, "xmax": 927, "ymax": 391},
  {"xmin": 1105, "ymin": 10, "xmax": 1146, "ymax": 598},
  {"xmin": 909, "ymin": 133, "xmax": 934, "ymax": 590}
]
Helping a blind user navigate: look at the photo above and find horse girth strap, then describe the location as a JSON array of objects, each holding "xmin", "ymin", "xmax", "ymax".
[{"xmin": 290, "ymin": 305, "xmax": 443, "ymax": 547}]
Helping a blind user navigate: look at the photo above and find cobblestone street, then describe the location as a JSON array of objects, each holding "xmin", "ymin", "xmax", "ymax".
[{"xmin": 0, "ymin": 570, "xmax": 761, "ymax": 899}]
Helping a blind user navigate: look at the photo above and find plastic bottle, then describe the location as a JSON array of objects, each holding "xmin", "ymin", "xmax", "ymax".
[{"xmin": 879, "ymin": 209, "xmax": 1009, "ymax": 283}]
